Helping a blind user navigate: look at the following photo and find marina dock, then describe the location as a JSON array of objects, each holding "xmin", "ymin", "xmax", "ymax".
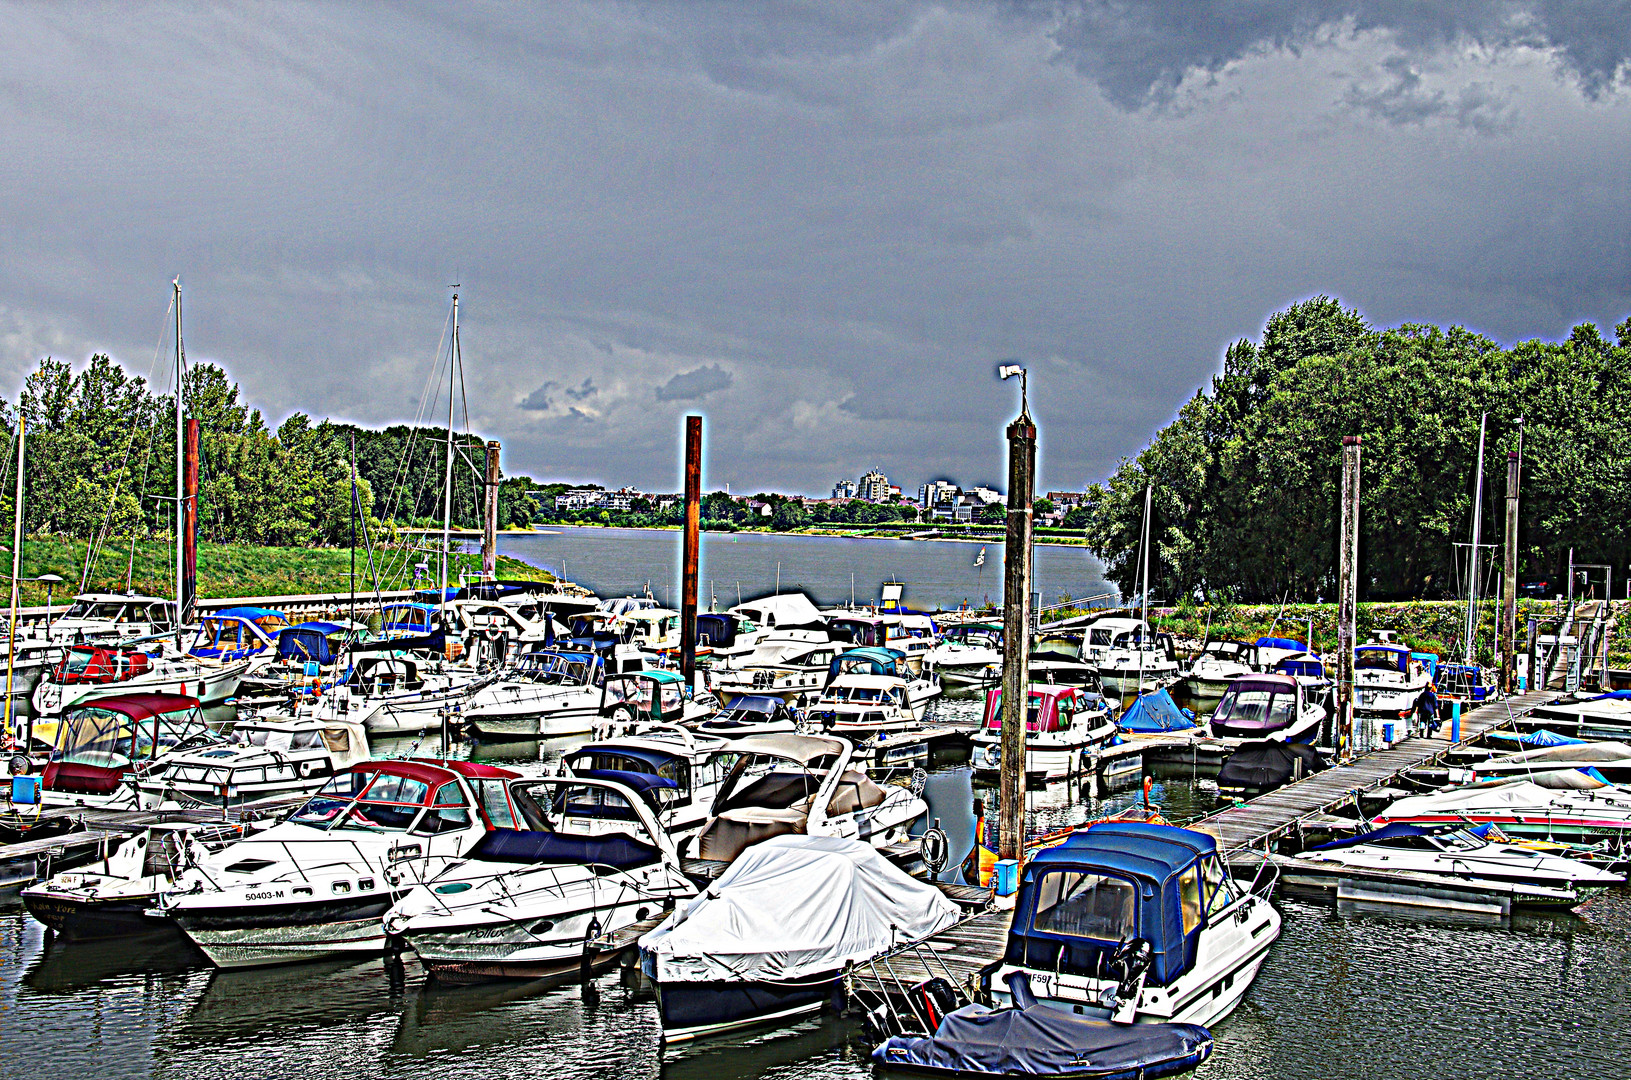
[{"xmin": 1196, "ymin": 689, "xmax": 1554, "ymax": 863}]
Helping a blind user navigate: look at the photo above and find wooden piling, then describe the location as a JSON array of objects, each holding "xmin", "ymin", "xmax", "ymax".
[
  {"xmin": 1500, "ymin": 450, "xmax": 1520, "ymax": 691},
  {"xmin": 999, "ymin": 408, "xmax": 1036, "ymax": 862},
  {"xmin": 482, "ymin": 440, "xmax": 501, "ymax": 579},
  {"xmin": 680, "ymin": 416, "xmax": 702, "ymax": 681},
  {"xmin": 1336, "ymin": 435, "xmax": 1361, "ymax": 759}
]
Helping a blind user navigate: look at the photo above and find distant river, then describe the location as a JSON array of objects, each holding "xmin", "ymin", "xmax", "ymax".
[{"xmin": 496, "ymin": 526, "xmax": 1117, "ymax": 611}]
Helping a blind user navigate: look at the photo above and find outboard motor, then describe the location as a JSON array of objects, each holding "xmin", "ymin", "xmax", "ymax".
[
  {"xmin": 1004, "ymin": 969, "xmax": 1039, "ymax": 1010},
  {"xmin": 1107, "ymin": 938, "xmax": 1154, "ymax": 1023}
]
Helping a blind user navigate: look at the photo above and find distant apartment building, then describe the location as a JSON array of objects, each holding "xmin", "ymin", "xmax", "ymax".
[
  {"xmin": 918, "ymin": 479, "xmax": 958, "ymax": 507},
  {"xmin": 965, "ymin": 485, "xmax": 1003, "ymax": 506},
  {"xmin": 858, "ymin": 469, "xmax": 890, "ymax": 502},
  {"xmin": 833, "ymin": 479, "xmax": 858, "ymax": 500},
  {"xmin": 1046, "ymin": 491, "xmax": 1087, "ymax": 509},
  {"xmin": 554, "ymin": 487, "xmax": 606, "ymax": 511}
]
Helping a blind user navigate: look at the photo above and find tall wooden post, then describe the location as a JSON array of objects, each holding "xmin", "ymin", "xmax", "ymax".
[
  {"xmin": 182, "ymin": 418, "xmax": 199, "ymax": 623},
  {"xmin": 680, "ymin": 416, "xmax": 703, "ymax": 681},
  {"xmin": 999, "ymin": 407, "xmax": 1036, "ymax": 863},
  {"xmin": 1500, "ymin": 450, "xmax": 1520, "ymax": 692},
  {"xmin": 1336, "ymin": 436, "xmax": 1361, "ymax": 759},
  {"xmin": 482, "ymin": 440, "xmax": 501, "ymax": 579}
]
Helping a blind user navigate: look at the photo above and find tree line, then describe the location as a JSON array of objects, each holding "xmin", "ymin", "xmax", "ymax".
[
  {"xmin": 1081, "ymin": 298, "xmax": 1631, "ymax": 603},
  {"xmin": 0, "ymin": 355, "xmax": 537, "ymax": 561}
]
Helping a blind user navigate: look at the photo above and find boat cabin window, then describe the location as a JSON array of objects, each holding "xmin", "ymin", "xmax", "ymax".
[
  {"xmin": 1089, "ymin": 629, "xmax": 1113, "ymax": 646},
  {"xmin": 1201, "ymin": 855, "xmax": 1237, "ymax": 916},
  {"xmin": 1178, "ymin": 867, "xmax": 1204, "ymax": 935},
  {"xmin": 1033, "ymin": 871, "xmax": 1136, "ymax": 941},
  {"xmin": 1213, "ymin": 688, "xmax": 1294, "ymax": 727},
  {"xmin": 471, "ymin": 777, "xmax": 519, "ymax": 829},
  {"xmin": 414, "ymin": 783, "xmax": 473, "ymax": 834},
  {"xmin": 320, "ymin": 727, "xmax": 354, "ymax": 753},
  {"xmin": 1356, "ymin": 651, "xmax": 1402, "ymax": 672}
]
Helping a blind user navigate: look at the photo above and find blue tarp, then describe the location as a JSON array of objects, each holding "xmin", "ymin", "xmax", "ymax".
[
  {"xmin": 466, "ymin": 827, "xmax": 659, "ymax": 868},
  {"xmin": 1119, "ymin": 688, "xmax": 1195, "ymax": 733},
  {"xmin": 1255, "ymin": 636, "xmax": 1306, "ymax": 652},
  {"xmin": 1310, "ymin": 822, "xmax": 1438, "ymax": 851},
  {"xmin": 873, "ymin": 978, "xmax": 1213, "ymax": 1079},
  {"xmin": 1518, "ymin": 728, "xmax": 1588, "ymax": 747},
  {"xmin": 1591, "ymin": 690, "xmax": 1631, "ymax": 701}
]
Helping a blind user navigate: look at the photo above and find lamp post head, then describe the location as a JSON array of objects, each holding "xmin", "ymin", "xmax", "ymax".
[{"xmin": 998, "ymin": 364, "xmax": 1028, "ymax": 418}]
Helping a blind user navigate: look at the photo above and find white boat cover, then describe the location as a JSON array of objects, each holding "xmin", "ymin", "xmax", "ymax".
[
  {"xmin": 641, "ymin": 834, "xmax": 959, "ymax": 984},
  {"xmin": 1378, "ymin": 779, "xmax": 1631, "ymax": 820}
]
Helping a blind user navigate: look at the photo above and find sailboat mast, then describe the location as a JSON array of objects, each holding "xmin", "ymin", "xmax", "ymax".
[
  {"xmin": 5, "ymin": 419, "xmax": 24, "ymax": 747},
  {"xmin": 1139, "ymin": 484, "xmax": 1152, "ymax": 625},
  {"xmin": 439, "ymin": 293, "xmax": 458, "ymax": 626},
  {"xmin": 1464, "ymin": 412, "xmax": 1488, "ymax": 665},
  {"xmin": 173, "ymin": 278, "xmax": 185, "ymax": 641}
]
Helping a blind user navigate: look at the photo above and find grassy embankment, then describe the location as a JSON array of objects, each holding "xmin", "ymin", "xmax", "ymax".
[
  {"xmin": 2, "ymin": 538, "xmax": 545, "ymax": 607},
  {"xmin": 1042, "ymin": 598, "xmax": 1629, "ymax": 669}
]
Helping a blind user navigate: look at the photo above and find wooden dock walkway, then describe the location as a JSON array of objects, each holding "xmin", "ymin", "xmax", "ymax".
[
  {"xmin": 1196, "ymin": 689, "xmax": 1554, "ymax": 862},
  {"xmin": 845, "ymin": 908, "xmax": 1011, "ymax": 1005}
]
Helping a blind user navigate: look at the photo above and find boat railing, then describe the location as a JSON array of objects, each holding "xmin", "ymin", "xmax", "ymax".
[{"xmin": 846, "ymin": 931, "xmax": 971, "ymax": 1040}]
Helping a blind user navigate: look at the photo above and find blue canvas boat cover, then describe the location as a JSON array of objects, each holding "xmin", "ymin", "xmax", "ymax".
[
  {"xmin": 1591, "ymin": 690, "xmax": 1631, "ymax": 701},
  {"xmin": 1518, "ymin": 728, "xmax": 1588, "ymax": 747},
  {"xmin": 872, "ymin": 1003, "xmax": 1212, "ymax": 1079},
  {"xmin": 1310, "ymin": 822, "xmax": 1438, "ymax": 851},
  {"xmin": 1254, "ymin": 636, "xmax": 1306, "ymax": 652},
  {"xmin": 1119, "ymin": 689, "xmax": 1195, "ymax": 733}
]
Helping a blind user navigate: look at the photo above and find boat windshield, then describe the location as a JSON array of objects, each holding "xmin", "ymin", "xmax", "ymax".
[
  {"xmin": 1031, "ymin": 870, "xmax": 1136, "ymax": 941},
  {"xmin": 289, "ymin": 770, "xmax": 437, "ymax": 831},
  {"xmin": 605, "ymin": 678, "xmax": 683, "ymax": 716},
  {"xmin": 826, "ymin": 685, "xmax": 895, "ymax": 704},
  {"xmin": 1213, "ymin": 688, "xmax": 1295, "ymax": 729},
  {"xmin": 51, "ymin": 705, "xmax": 213, "ymax": 768}
]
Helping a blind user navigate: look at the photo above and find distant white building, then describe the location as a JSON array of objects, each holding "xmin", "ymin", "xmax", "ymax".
[
  {"xmin": 832, "ymin": 479, "xmax": 857, "ymax": 500},
  {"xmin": 858, "ymin": 469, "xmax": 890, "ymax": 502},
  {"xmin": 555, "ymin": 487, "xmax": 606, "ymax": 511},
  {"xmin": 965, "ymin": 485, "xmax": 1003, "ymax": 506},
  {"xmin": 919, "ymin": 479, "xmax": 958, "ymax": 507}
]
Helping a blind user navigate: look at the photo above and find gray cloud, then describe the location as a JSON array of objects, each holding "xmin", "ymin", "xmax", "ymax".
[
  {"xmin": 0, "ymin": 4, "xmax": 1626, "ymax": 497},
  {"xmin": 654, "ymin": 364, "xmax": 734, "ymax": 402}
]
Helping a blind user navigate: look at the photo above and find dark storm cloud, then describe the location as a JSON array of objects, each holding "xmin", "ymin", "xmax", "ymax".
[
  {"xmin": 655, "ymin": 364, "xmax": 734, "ymax": 401},
  {"xmin": 0, "ymin": 2, "xmax": 1627, "ymax": 497}
]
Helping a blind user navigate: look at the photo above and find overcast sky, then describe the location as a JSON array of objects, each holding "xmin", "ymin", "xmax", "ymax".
[{"xmin": 3, "ymin": 2, "xmax": 1628, "ymax": 495}]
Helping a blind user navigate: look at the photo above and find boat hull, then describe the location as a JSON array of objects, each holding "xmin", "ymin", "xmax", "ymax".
[
  {"xmin": 655, "ymin": 973, "xmax": 837, "ymax": 1042},
  {"xmin": 168, "ymin": 893, "xmax": 397, "ymax": 968},
  {"xmin": 22, "ymin": 890, "xmax": 165, "ymax": 939}
]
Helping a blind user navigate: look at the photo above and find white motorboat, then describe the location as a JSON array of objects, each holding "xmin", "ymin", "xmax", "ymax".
[
  {"xmin": 1372, "ymin": 778, "xmax": 1631, "ymax": 844},
  {"xmin": 641, "ymin": 835, "xmax": 959, "ymax": 1042},
  {"xmin": 35, "ymin": 693, "xmax": 218, "ymax": 808},
  {"xmin": 692, "ymin": 694, "xmax": 801, "ymax": 740},
  {"xmin": 562, "ymin": 723, "xmax": 737, "ymax": 840},
  {"xmin": 31, "ymin": 643, "xmax": 250, "ymax": 719},
  {"xmin": 461, "ymin": 649, "xmax": 605, "ymax": 739},
  {"xmin": 923, "ymin": 621, "xmax": 1003, "ymax": 689},
  {"xmin": 1182, "ymin": 639, "xmax": 1263, "ymax": 699},
  {"xmin": 133, "ymin": 714, "xmax": 371, "ymax": 807},
  {"xmin": 22, "ymin": 824, "xmax": 238, "ymax": 939},
  {"xmin": 1206, "ymin": 674, "xmax": 1325, "ymax": 744},
  {"xmin": 707, "ymin": 593, "xmax": 832, "ymax": 663},
  {"xmin": 986, "ymin": 822, "xmax": 1281, "ymax": 1028},
  {"xmin": 969, "ymin": 684, "xmax": 1116, "ymax": 779},
  {"xmin": 235, "ymin": 620, "xmax": 369, "ymax": 700},
  {"xmin": 594, "ymin": 669, "xmax": 719, "ymax": 735},
  {"xmin": 1289, "ymin": 822, "xmax": 1623, "ymax": 906},
  {"xmin": 812, "ymin": 674, "xmax": 926, "ymax": 737},
  {"xmin": 1353, "ymin": 642, "xmax": 1435, "ymax": 717},
  {"xmin": 156, "ymin": 758, "xmax": 520, "ymax": 967},
  {"xmin": 1096, "ymin": 628, "xmax": 1181, "ymax": 696},
  {"xmin": 1469, "ymin": 741, "xmax": 1631, "ymax": 784},
  {"xmin": 707, "ymin": 641, "xmax": 842, "ymax": 708},
  {"xmin": 274, "ymin": 655, "xmax": 495, "ymax": 736},
  {"xmin": 688, "ymin": 733, "xmax": 927, "ymax": 863},
  {"xmin": 384, "ymin": 773, "xmax": 696, "ymax": 981}
]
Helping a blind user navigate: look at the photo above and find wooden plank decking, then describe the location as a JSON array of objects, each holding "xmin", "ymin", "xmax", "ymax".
[{"xmin": 1196, "ymin": 689, "xmax": 1554, "ymax": 861}]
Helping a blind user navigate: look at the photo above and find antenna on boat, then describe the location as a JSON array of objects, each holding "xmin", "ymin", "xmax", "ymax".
[
  {"xmin": 1463, "ymin": 412, "xmax": 1488, "ymax": 666},
  {"xmin": 439, "ymin": 290, "xmax": 459, "ymax": 637}
]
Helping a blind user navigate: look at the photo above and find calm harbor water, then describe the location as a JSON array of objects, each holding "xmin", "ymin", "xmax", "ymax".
[
  {"xmin": 4, "ymin": 749, "xmax": 1627, "ymax": 1080},
  {"xmin": 497, "ymin": 527, "xmax": 1115, "ymax": 612}
]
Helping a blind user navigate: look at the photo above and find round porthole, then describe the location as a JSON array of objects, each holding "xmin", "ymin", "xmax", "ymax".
[
  {"xmin": 434, "ymin": 881, "xmax": 473, "ymax": 894},
  {"xmin": 532, "ymin": 919, "xmax": 555, "ymax": 933}
]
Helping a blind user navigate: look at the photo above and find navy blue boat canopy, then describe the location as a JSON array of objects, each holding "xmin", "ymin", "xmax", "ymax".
[
  {"xmin": 276, "ymin": 622, "xmax": 349, "ymax": 664},
  {"xmin": 1010, "ymin": 823, "xmax": 1219, "ymax": 987}
]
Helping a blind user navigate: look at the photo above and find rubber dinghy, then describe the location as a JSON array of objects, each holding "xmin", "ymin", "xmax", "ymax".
[{"xmin": 873, "ymin": 972, "xmax": 1212, "ymax": 1079}]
